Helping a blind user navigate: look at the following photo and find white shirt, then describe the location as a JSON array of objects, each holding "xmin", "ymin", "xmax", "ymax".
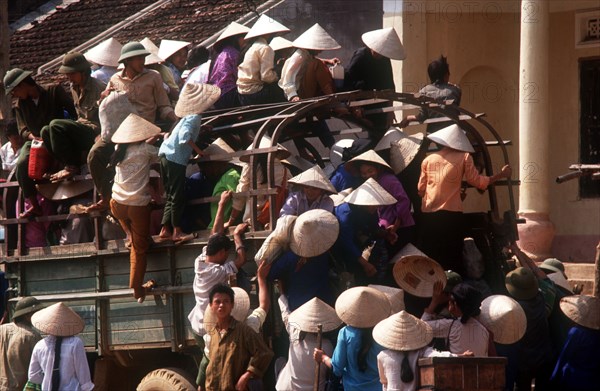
[
  {"xmin": 185, "ymin": 61, "xmax": 211, "ymax": 85},
  {"xmin": 421, "ymin": 312, "xmax": 490, "ymax": 357},
  {"xmin": 0, "ymin": 142, "xmax": 20, "ymax": 173},
  {"xmin": 237, "ymin": 38, "xmax": 279, "ymax": 95},
  {"xmin": 275, "ymin": 296, "xmax": 332, "ymax": 391},
  {"xmin": 28, "ymin": 336, "xmax": 94, "ymax": 391},
  {"xmin": 187, "ymin": 247, "xmax": 238, "ymax": 335},
  {"xmin": 279, "ymin": 48, "xmax": 310, "ymax": 100},
  {"xmin": 112, "ymin": 143, "xmax": 159, "ymax": 206},
  {"xmin": 377, "ymin": 348, "xmax": 454, "ymax": 391}
]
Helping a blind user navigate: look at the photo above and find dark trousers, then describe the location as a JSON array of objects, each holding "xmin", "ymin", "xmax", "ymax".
[
  {"xmin": 214, "ymin": 88, "xmax": 240, "ymax": 110},
  {"xmin": 238, "ymin": 83, "xmax": 285, "ymax": 106},
  {"xmin": 87, "ymin": 138, "xmax": 115, "ymax": 200},
  {"xmin": 15, "ymin": 141, "xmax": 36, "ymax": 198},
  {"xmin": 159, "ymin": 156, "xmax": 187, "ymax": 228},
  {"xmin": 40, "ymin": 119, "xmax": 96, "ymax": 166},
  {"xmin": 418, "ymin": 210, "xmax": 465, "ymax": 275}
]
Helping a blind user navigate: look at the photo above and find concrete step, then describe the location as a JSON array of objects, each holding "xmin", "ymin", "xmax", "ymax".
[{"xmin": 564, "ymin": 263, "xmax": 597, "ymax": 295}]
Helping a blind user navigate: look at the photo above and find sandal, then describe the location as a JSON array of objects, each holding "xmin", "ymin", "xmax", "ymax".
[
  {"xmin": 86, "ymin": 200, "xmax": 109, "ymax": 213},
  {"xmin": 174, "ymin": 232, "xmax": 198, "ymax": 246}
]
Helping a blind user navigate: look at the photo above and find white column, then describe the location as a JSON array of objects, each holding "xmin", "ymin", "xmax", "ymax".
[{"xmin": 517, "ymin": 0, "xmax": 555, "ymax": 260}]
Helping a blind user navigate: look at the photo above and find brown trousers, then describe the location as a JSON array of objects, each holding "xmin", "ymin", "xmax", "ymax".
[{"xmin": 110, "ymin": 199, "xmax": 151, "ymax": 298}]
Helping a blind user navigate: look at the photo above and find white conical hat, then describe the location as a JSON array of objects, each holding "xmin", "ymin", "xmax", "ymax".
[
  {"xmin": 329, "ymin": 188, "xmax": 353, "ymax": 207},
  {"xmin": 361, "ymin": 27, "xmax": 406, "ymax": 60},
  {"xmin": 175, "ymin": 83, "xmax": 221, "ymax": 117},
  {"xmin": 329, "ymin": 138, "xmax": 355, "ymax": 168},
  {"xmin": 37, "ymin": 179, "xmax": 94, "ymax": 201},
  {"xmin": 215, "ymin": 22, "xmax": 251, "ymax": 45},
  {"xmin": 288, "ymin": 165, "xmax": 336, "ymax": 193},
  {"xmin": 292, "ymin": 23, "xmax": 341, "ymax": 51},
  {"xmin": 245, "ymin": 14, "xmax": 290, "ymax": 40},
  {"xmin": 478, "ymin": 295, "xmax": 527, "ymax": 344},
  {"xmin": 374, "ymin": 127, "xmax": 404, "ymax": 151},
  {"xmin": 560, "ymin": 295, "xmax": 600, "ymax": 330},
  {"xmin": 392, "ymin": 243, "xmax": 446, "ymax": 298},
  {"xmin": 31, "ymin": 302, "xmax": 85, "ymax": 337},
  {"xmin": 288, "ymin": 297, "xmax": 342, "ymax": 333},
  {"xmin": 344, "ymin": 178, "xmax": 396, "ymax": 206},
  {"xmin": 140, "ymin": 37, "xmax": 164, "ymax": 65},
  {"xmin": 335, "ymin": 286, "xmax": 391, "ymax": 328},
  {"xmin": 547, "ymin": 272, "xmax": 572, "ymax": 293},
  {"xmin": 289, "ymin": 209, "xmax": 339, "ymax": 258},
  {"xmin": 85, "ymin": 38, "xmax": 122, "ymax": 67},
  {"xmin": 427, "ymin": 124, "xmax": 475, "ymax": 153},
  {"xmin": 203, "ymin": 287, "xmax": 251, "ymax": 327},
  {"xmin": 201, "ymin": 138, "xmax": 241, "ymax": 166},
  {"xmin": 270, "ymin": 37, "xmax": 293, "ymax": 52},
  {"xmin": 345, "ymin": 149, "xmax": 392, "ymax": 175},
  {"xmin": 111, "ymin": 113, "xmax": 161, "ymax": 144},
  {"xmin": 158, "ymin": 39, "xmax": 191, "ymax": 61},
  {"xmin": 373, "ymin": 310, "xmax": 433, "ymax": 351},
  {"xmin": 390, "ymin": 132, "xmax": 425, "ymax": 174},
  {"xmin": 368, "ymin": 284, "xmax": 405, "ymax": 314}
]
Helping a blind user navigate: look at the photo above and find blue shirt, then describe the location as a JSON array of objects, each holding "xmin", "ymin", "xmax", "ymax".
[
  {"xmin": 331, "ymin": 326, "xmax": 383, "ymax": 391},
  {"xmin": 550, "ymin": 325, "xmax": 600, "ymax": 390},
  {"xmin": 330, "ymin": 164, "xmax": 361, "ymax": 193},
  {"xmin": 332, "ymin": 203, "xmax": 378, "ymax": 270},
  {"xmin": 267, "ymin": 250, "xmax": 332, "ymax": 312},
  {"xmin": 159, "ymin": 114, "xmax": 201, "ymax": 166}
]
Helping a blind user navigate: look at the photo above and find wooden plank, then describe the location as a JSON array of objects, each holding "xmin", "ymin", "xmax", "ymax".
[
  {"xmin": 21, "ymin": 259, "xmax": 97, "ymax": 282},
  {"xmin": 25, "ymin": 278, "xmax": 97, "ymax": 296},
  {"xmin": 109, "ymin": 327, "xmax": 172, "ymax": 345}
]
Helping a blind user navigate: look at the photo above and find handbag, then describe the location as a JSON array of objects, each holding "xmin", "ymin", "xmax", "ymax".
[
  {"xmin": 28, "ymin": 139, "xmax": 52, "ymax": 180},
  {"xmin": 257, "ymin": 172, "xmax": 288, "ymax": 226}
]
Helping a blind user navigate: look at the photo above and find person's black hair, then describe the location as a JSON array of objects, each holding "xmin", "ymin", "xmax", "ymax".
[
  {"xmin": 4, "ymin": 120, "xmax": 18, "ymax": 138},
  {"xmin": 451, "ymin": 283, "xmax": 482, "ymax": 324},
  {"xmin": 109, "ymin": 143, "xmax": 130, "ymax": 167},
  {"xmin": 186, "ymin": 45, "xmax": 209, "ymax": 70},
  {"xmin": 342, "ymin": 138, "xmax": 372, "ymax": 162},
  {"xmin": 357, "ymin": 327, "xmax": 374, "ymax": 372},
  {"xmin": 20, "ymin": 76, "xmax": 37, "ymax": 87},
  {"xmin": 206, "ymin": 233, "xmax": 232, "ymax": 256},
  {"xmin": 400, "ymin": 351, "xmax": 415, "ymax": 383},
  {"xmin": 427, "ymin": 55, "xmax": 450, "ymax": 84},
  {"xmin": 209, "ymin": 283, "xmax": 235, "ymax": 304}
]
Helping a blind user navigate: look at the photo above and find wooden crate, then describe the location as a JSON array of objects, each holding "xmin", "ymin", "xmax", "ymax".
[{"xmin": 418, "ymin": 356, "xmax": 507, "ymax": 391}]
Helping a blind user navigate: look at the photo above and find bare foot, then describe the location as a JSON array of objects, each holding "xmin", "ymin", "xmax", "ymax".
[
  {"xmin": 86, "ymin": 199, "xmax": 109, "ymax": 213},
  {"xmin": 19, "ymin": 206, "xmax": 42, "ymax": 219},
  {"xmin": 50, "ymin": 166, "xmax": 79, "ymax": 183}
]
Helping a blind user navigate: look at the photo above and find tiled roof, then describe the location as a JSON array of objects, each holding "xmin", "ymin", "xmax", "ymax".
[{"xmin": 9, "ymin": 0, "xmax": 265, "ymax": 84}]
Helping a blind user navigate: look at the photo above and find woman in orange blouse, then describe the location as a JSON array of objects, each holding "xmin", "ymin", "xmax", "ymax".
[{"xmin": 417, "ymin": 124, "xmax": 511, "ymax": 274}]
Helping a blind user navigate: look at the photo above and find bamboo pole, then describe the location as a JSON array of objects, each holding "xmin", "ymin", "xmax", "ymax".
[
  {"xmin": 594, "ymin": 241, "xmax": 599, "ymax": 298},
  {"xmin": 313, "ymin": 324, "xmax": 323, "ymax": 391}
]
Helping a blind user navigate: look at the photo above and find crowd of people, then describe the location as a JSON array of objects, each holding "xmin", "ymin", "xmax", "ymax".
[{"xmin": 0, "ymin": 13, "xmax": 599, "ymax": 391}]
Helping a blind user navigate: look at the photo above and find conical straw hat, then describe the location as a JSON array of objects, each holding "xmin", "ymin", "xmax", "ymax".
[
  {"xmin": 175, "ymin": 83, "xmax": 221, "ymax": 117},
  {"xmin": 345, "ymin": 149, "xmax": 392, "ymax": 175},
  {"xmin": 344, "ymin": 178, "xmax": 396, "ymax": 206},
  {"xmin": 270, "ymin": 37, "xmax": 294, "ymax": 52},
  {"xmin": 373, "ymin": 310, "xmax": 433, "ymax": 351},
  {"xmin": 203, "ymin": 287, "xmax": 251, "ymax": 329},
  {"xmin": 31, "ymin": 302, "xmax": 85, "ymax": 337},
  {"xmin": 288, "ymin": 297, "xmax": 342, "ymax": 333},
  {"xmin": 158, "ymin": 39, "xmax": 191, "ymax": 61},
  {"xmin": 111, "ymin": 113, "xmax": 161, "ymax": 144},
  {"xmin": 374, "ymin": 128, "xmax": 404, "ymax": 151},
  {"xmin": 239, "ymin": 136, "xmax": 290, "ymax": 163},
  {"xmin": 215, "ymin": 22, "xmax": 251, "ymax": 45},
  {"xmin": 110, "ymin": 113, "xmax": 160, "ymax": 144},
  {"xmin": 292, "ymin": 23, "xmax": 341, "ymax": 51},
  {"xmin": 369, "ymin": 284, "xmax": 405, "ymax": 314},
  {"xmin": 560, "ymin": 295, "xmax": 600, "ymax": 330},
  {"xmin": 361, "ymin": 27, "xmax": 406, "ymax": 60},
  {"xmin": 140, "ymin": 38, "xmax": 164, "ymax": 65},
  {"xmin": 281, "ymin": 155, "xmax": 314, "ymax": 172},
  {"xmin": 329, "ymin": 188, "xmax": 353, "ymax": 207},
  {"xmin": 85, "ymin": 38, "xmax": 122, "ymax": 67},
  {"xmin": 547, "ymin": 272, "xmax": 572, "ymax": 293},
  {"xmin": 427, "ymin": 124, "xmax": 475, "ymax": 153},
  {"xmin": 478, "ymin": 295, "xmax": 527, "ymax": 344},
  {"xmin": 201, "ymin": 138, "xmax": 242, "ymax": 166},
  {"xmin": 390, "ymin": 132, "xmax": 425, "ymax": 174},
  {"xmin": 37, "ymin": 179, "xmax": 94, "ymax": 201},
  {"xmin": 335, "ymin": 286, "xmax": 391, "ymax": 328},
  {"xmin": 290, "ymin": 209, "xmax": 339, "ymax": 258},
  {"xmin": 392, "ymin": 243, "xmax": 446, "ymax": 297},
  {"xmin": 288, "ymin": 165, "xmax": 336, "ymax": 193},
  {"xmin": 329, "ymin": 139, "xmax": 355, "ymax": 168},
  {"xmin": 245, "ymin": 14, "xmax": 290, "ymax": 40}
]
